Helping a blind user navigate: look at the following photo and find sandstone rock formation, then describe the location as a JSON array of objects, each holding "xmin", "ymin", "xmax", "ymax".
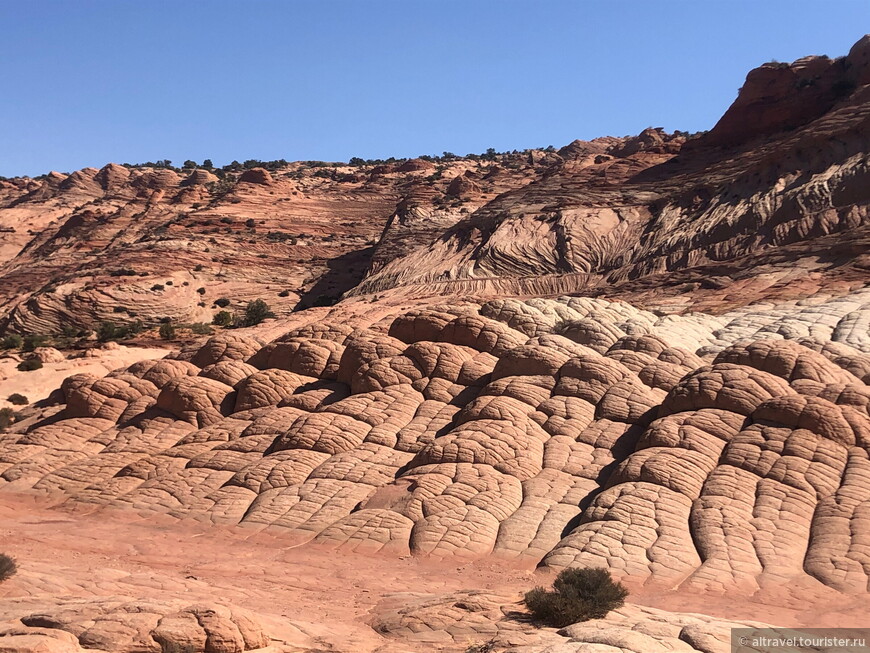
[
  {"xmin": 0, "ymin": 152, "xmax": 550, "ymax": 334},
  {"xmin": 0, "ymin": 290, "xmax": 867, "ymax": 596},
  {"xmin": 4, "ymin": 38, "xmax": 869, "ymax": 337},
  {"xmin": 0, "ymin": 598, "xmax": 270, "ymax": 653},
  {"xmin": 238, "ymin": 167, "xmax": 273, "ymax": 185},
  {"xmin": 1, "ymin": 36, "xmax": 870, "ymax": 653},
  {"xmin": 349, "ymin": 40, "xmax": 870, "ymax": 313},
  {"xmin": 371, "ymin": 591, "xmax": 776, "ymax": 652}
]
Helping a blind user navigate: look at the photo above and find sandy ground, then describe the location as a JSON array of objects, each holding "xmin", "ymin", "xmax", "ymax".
[{"xmin": 0, "ymin": 493, "xmax": 866, "ymax": 651}]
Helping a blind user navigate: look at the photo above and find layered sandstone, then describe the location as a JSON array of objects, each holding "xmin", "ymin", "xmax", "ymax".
[
  {"xmin": 1, "ymin": 292, "xmax": 868, "ymax": 598},
  {"xmin": 0, "ymin": 36, "xmax": 869, "ymax": 653},
  {"xmin": 0, "ymin": 155, "xmax": 549, "ymax": 335}
]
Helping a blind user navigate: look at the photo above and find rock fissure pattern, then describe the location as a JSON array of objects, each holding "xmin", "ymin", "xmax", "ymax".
[{"xmin": 2, "ymin": 291, "xmax": 869, "ymax": 594}]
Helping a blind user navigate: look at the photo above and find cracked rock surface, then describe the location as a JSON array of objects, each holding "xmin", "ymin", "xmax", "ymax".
[{"xmin": 2, "ymin": 292, "xmax": 869, "ymax": 598}]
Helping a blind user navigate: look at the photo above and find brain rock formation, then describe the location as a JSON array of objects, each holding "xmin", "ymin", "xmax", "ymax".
[{"xmin": 2, "ymin": 290, "xmax": 870, "ymax": 594}]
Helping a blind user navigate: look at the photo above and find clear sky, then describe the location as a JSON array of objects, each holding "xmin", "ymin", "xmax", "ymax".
[{"xmin": 1, "ymin": 1, "xmax": 868, "ymax": 177}]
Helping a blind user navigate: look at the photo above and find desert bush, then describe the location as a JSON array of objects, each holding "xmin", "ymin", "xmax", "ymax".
[
  {"xmin": 1, "ymin": 334, "xmax": 23, "ymax": 350},
  {"xmin": 193, "ymin": 264, "xmax": 204, "ymax": 272},
  {"xmin": 236, "ymin": 299, "xmax": 275, "ymax": 327},
  {"xmin": 17, "ymin": 359, "xmax": 43, "ymax": 372},
  {"xmin": 8, "ymin": 394, "xmax": 28, "ymax": 406},
  {"xmin": 189, "ymin": 323, "xmax": 213, "ymax": 335},
  {"xmin": 212, "ymin": 311, "xmax": 233, "ymax": 327},
  {"xmin": 151, "ymin": 284, "xmax": 165, "ymax": 292},
  {"xmin": 0, "ymin": 554, "xmax": 15, "ymax": 582},
  {"xmin": 97, "ymin": 320, "xmax": 143, "ymax": 342},
  {"xmin": 278, "ymin": 290, "xmax": 290, "ymax": 297},
  {"xmin": 197, "ymin": 287, "xmax": 206, "ymax": 295},
  {"xmin": 0, "ymin": 408, "xmax": 15, "ymax": 430},
  {"xmin": 97, "ymin": 321, "xmax": 118, "ymax": 342},
  {"xmin": 523, "ymin": 567, "xmax": 628, "ymax": 627},
  {"xmin": 22, "ymin": 334, "xmax": 49, "ymax": 352},
  {"xmin": 109, "ymin": 268, "xmax": 137, "ymax": 277},
  {"xmin": 159, "ymin": 322, "xmax": 176, "ymax": 340},
  {"xmin": 214, "ymin": 297, "xmax": 231, "ymax": 308}
]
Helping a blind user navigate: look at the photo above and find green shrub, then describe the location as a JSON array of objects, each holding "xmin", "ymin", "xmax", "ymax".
[
  {"xmin": 7, "ymin": 394, "xmax": 28, "ymax": 406},
  {"xmin": 97, "ymin": 320, "xmax": 143, "ymax": 342},
  {"xmin": 1, "ymin": 334, "xmax": 23, "ymax": 350},
  {"xmin": 17, "ymin": 359, "xmax": 43, "ymax": 372},
  {"xmin": 189, "ymin": 323, "xmax": 214, "ymax": 335},
  {"xmin": 236, "ymin": 299, "xmax": 275, "ymax": 328},
  {"xmin": 215, "ymin": 297, "xmax": 231, "ymax": 308},
  {"xmin": 97, "ymin": 321, "xmax": 118, "ymax": 342},
  {"xmin": 159, "ymin": 322, "xmax": 176, "ymax": 340},
  {"xmin": 212, "ymin": 311, "xmax": 233, "ymax": 327},
  {"xmin": 0, "ymin": 554, "xmax": 15, "ymax": 582},
  {"xmin": 523, "ymin": 568, "xmax": 628, "ymax": 627},
  {"xmin": 0, "ymin": 408, "xmax": 15, "ymax": 431},
  {"xmin": 22, "ymin": 334, "xmax": 48, "ymax": 352}
]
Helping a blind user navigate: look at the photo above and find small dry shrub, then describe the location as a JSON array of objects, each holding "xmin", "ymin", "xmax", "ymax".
[
  {"xmin": 524, "ymin": 567, "xmax": 628, "ymax": 627},
  {"xmin": 0, "ymin": 554, "xmax": 16, "ymax": 582},
  {"xmin": 17, "ymin": 358, "xmax": 42, "ymax": 372}
]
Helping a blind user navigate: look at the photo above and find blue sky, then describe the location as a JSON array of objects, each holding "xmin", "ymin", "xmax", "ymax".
[{"xmin": 1, "ymin": 1, "xmax": 868, "ymax": 177}]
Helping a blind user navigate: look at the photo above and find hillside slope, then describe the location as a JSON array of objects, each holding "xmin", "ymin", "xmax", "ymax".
[
  {"xmin": 352, "ymin": 36, "xmax": 870, "ymax": 314},
  {"xmin": 0, "ymin": 35, "xmax": 869, "ymax": 653},
  {"xmin": 0, "ymin": 155, "xmax": 548, "ymax": 335}
]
